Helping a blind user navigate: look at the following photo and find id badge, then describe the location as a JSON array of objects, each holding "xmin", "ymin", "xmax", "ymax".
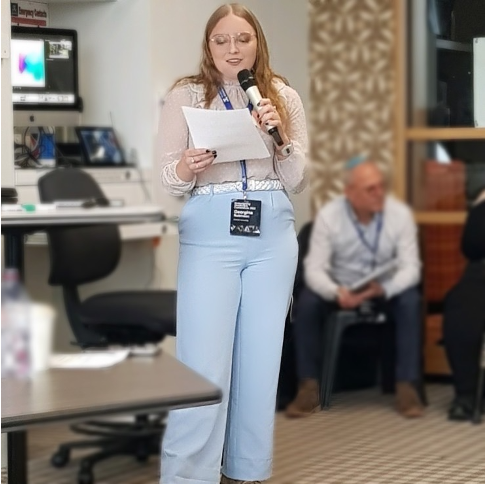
[{"xmin": 230, "ymin": 199, "xmax": 261, "ymax": 236}]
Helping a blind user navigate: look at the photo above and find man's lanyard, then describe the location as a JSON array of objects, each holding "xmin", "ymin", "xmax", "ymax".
[
  {"xmin": 218, "ymin": 87, "xmax": 253, "ymax": 197},
  {"xmin": 345, "ymin": 201, "xmax": 383, "ymax": 270}
]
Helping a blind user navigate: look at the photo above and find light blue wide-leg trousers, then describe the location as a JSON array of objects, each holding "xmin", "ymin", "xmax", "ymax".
[{"xmin": 161, "ymin": 189, "xmax": 298, "ymax": 484}]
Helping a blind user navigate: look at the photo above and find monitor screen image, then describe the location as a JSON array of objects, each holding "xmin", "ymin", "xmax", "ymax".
[
  {"xmin": 11, "ymin": 39, "xmax": 46, "ymax": 88},
  {"xmin": 11, "ymin": 26, "xmax": 80, "ymax": 112}
]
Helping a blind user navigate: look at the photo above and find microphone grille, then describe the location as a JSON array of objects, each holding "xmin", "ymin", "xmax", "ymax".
[{"xmin": 237, "ymin": 69, "xmax": 256, "ymax": 90}]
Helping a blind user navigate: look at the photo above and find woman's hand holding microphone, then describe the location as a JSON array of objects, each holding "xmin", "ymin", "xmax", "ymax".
[
  {"xmin": 252, "ymin": 98, "xmax": 291, "ymax": 160},
  {"xmin": 176, "ymin": 148, "xmax": 217, "ymax": 181}
]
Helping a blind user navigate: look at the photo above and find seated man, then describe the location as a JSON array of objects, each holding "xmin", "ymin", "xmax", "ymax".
[
  {"xmin": 286, "ymin": 158, "xmax": 424, "ymax": 419},
  {"xmin": 443, "ymin": 190, "xmax": 485, "ymax": 421}
]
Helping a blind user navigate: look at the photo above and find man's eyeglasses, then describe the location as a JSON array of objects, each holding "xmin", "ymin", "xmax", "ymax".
[{"xmin": 209, "ymin": 32, "xmax": 256, "ymax": 47}]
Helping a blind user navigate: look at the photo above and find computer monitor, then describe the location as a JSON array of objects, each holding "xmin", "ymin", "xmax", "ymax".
[
  {"xmin": 75, "ymin": 127, "xmax": 127, "ymax": 166},
  {"xmin": 11, "ymin": 26, "xmax": 81, "ymax": 126}
]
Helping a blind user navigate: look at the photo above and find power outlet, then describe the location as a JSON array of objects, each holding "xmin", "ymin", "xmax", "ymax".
[{"xmin": 130, "ymin": 148, "xmax": 138, "ymax": 165}]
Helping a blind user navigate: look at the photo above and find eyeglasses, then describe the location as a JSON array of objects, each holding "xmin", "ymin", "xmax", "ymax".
[{"xmin": 209, "ymin": 32, "xmax": 256, "ymax": 48}]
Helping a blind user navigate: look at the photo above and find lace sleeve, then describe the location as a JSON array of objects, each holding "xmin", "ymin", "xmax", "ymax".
[
  {"xmin": 158, "ymin": 85, "xmax": 196, "ymax": 196},
  {"xmin": 274, "ymin": 86, "xmax": 309, "ymax": 194}
]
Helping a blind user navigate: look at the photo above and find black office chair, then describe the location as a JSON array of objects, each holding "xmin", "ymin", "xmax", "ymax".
[
  {"xmin": 38, "ymin": 168, "xmax": 177, "ymax": 484},
  {"xmin": 320, "ymin": 301, "xmax": 390, "ymax": 409},
  {"xmin": 317, "ymin": 275, "xmax": 426, "ymax": 411}
]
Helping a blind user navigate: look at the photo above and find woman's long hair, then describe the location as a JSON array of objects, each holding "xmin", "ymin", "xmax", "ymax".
[{"xmin": 173, "ymin": 3, "xmax": 289, "ymax": 128}]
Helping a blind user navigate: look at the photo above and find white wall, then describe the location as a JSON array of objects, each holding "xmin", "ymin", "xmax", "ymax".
[
  {"xmin": 255, "ymin": 0, "xmax": 311, "ymax": 231},
  {"xmin": 1, "ymin": 0, "xmax": 14, "ymax": 187},
  {"xmin": 49, "ymin": 0, "xmax": 153, "ymax": 169}
]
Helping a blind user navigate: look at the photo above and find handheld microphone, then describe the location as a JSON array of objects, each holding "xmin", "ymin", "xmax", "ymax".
[{"xmin": 237, "ymin": 69, "xmax": 284, "ymax": 146}]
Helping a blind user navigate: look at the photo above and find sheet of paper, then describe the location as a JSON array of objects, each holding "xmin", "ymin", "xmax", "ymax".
[
  {"xmin": 349, "ymin": 260, "xmax": 398, "ymax": 293},
  {"xmin": 182, "ymin": 106, "xmax": 270, "ymax": 163},
  {"xmin": 50, "ymin": 350, "xmax": 130, "ymax": 369}
]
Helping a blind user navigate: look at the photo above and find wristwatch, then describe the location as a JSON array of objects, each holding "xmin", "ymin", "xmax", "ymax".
[{"xmin": 278, "ymin": 142, "xmax": 294, "ymax": 157}]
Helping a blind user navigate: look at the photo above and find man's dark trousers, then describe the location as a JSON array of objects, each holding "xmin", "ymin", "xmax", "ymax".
[{"xmin": 293, "ymin": 285, "xmax": 422, "ymax": 383}]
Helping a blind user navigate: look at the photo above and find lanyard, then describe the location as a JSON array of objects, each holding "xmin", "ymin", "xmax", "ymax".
[
  {"xmin": 345, "ymin": 201, "xmax": 383, "ymax": 270},
  {"xmin": 218, "ymin": 87, "xmax": 253, "ymax": 197}
]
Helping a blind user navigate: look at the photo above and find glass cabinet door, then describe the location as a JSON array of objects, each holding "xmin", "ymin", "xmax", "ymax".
[{"xmin": 408, "ymin": 0, "xmax": 485, "ymax": 128}]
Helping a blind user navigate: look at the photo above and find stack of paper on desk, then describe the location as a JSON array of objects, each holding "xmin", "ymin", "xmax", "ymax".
[
  {"xmin": 50, "ymin": 349, "xmax": 130, "ymax": 369},
  {"xmin": 182, "ymin": 106, "xmax": 270, "ymax": 163}
]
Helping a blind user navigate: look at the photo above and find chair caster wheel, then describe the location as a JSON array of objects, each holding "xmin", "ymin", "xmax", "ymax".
[
  {"xmin": 78, "ymin": 470, "xmax": 94, "ymax": 484},
  {"xmin": 51, "ymin": 448, "xmax": 70, "ymax": 468}
]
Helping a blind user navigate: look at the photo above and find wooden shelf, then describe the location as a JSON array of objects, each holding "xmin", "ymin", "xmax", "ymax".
[
  {"xmin": 415, "ymin": 211, "xmax": 467, "ymax": 224},
  {"xmin": 406, "ymin": 127, "xmax": 485, "ymax": 141}
]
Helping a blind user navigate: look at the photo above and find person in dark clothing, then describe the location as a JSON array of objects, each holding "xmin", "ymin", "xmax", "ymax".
[
  {"xmin": 293, "ymin": 222, "xmax": 313, "ymax": 299},
  {"xmin": 461, "ymin": 193, "xmax": 485, "ymax": 261},
  {"xmin": 443, "ymin": 190, "xmax": 485, "ymax": 421}
]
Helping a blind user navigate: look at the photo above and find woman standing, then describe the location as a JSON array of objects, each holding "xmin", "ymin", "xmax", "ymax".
[{"xmin": 158, "ymin": 4, "xmax": 307, "ymax": 483}]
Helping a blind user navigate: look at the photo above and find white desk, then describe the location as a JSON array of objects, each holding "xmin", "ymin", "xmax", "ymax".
[
  {"xmin": 1, "ymin": 205, "xmax": 164, "ymax": 227},
  {"xmin": 1, "ymin": 205, "xmax": 166, "ymax": 279},
  {"xmin": 12, "ymin": 167, "xmax": 170, "ymax": 243}
]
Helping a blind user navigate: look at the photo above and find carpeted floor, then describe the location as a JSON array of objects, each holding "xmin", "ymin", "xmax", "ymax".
[{"xmin": 4, "ymin": 384, "xmax": 484, "ymax": 483}]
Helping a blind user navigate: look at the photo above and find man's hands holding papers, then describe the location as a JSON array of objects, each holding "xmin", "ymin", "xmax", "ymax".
[
  {"xmin": 176, "ymin": 148, "xmax": 218, "ymax": 181},
  {"xmin": 337, "ymin": 281, "xmax": 385, "ymax": 309},
  {"xmin": 337, "ymin": 287, "xmax": 365, "ymax": 309}
]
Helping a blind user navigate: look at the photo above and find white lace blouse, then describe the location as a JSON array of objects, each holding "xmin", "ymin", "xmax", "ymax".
[{"xmin": 158, "ymin": 79, "xmax": 308, "ymax": 196}]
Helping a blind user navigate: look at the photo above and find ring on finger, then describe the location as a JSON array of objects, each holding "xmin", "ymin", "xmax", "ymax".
[{"xmin": 190, "ymin": 157, "xmax": 195, "ymax": 164}]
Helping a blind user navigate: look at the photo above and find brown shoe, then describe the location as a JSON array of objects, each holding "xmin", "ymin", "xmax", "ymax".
[
  {"xmin": 221, "ymin": 476, "xmax": 262, "ymax": 484},
  {"xmin": 396, "ymin": 381, "xmax": 424, "ymax": 418},
  {"xmin": 285, "ymin": 378, "xmax": 320, "ymax": 418}
]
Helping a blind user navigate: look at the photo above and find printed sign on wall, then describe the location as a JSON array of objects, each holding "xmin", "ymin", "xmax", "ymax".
[{"xmin": 11, "ymin": 1, "xmax": 49, "ymax": 28}]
